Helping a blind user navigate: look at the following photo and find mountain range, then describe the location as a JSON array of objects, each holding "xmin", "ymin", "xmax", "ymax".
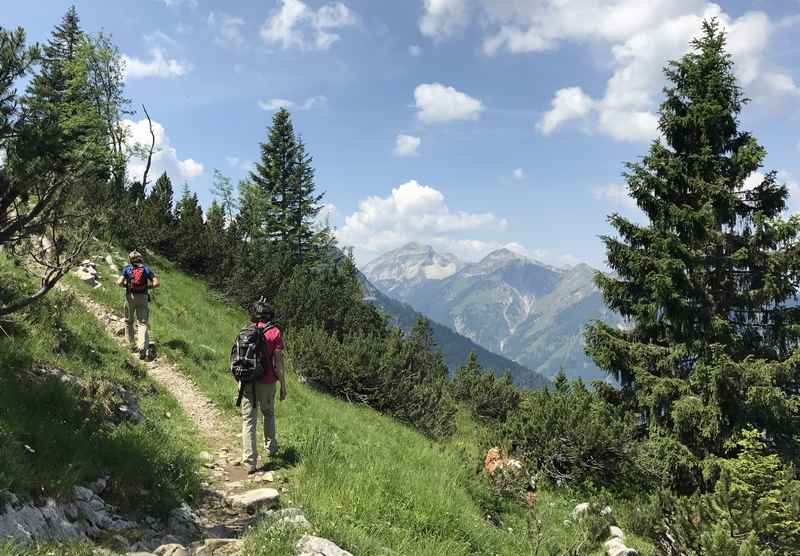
[
  {"xmin": 362, "ymin": 243, "xmax": 624, "ymax": 383},
  {"xmin": 357, "ymin": 272, "xmax": 548, "ymax": 389}
]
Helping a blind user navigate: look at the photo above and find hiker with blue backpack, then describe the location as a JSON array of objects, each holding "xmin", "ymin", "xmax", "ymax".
[
  {"xmin": 116, "ymin": 250, "xmax": 159, "ymax": 360},
  {"xmin": 230, "ymin": 298, "xmax": 287, "ymax": 474}
]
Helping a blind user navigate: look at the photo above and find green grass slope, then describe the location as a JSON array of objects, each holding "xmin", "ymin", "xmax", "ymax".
[
  {"xmin": 67, "ymin": 246, "xmax": 653, "ymax": 555},
  {"xmin": 0, "ymin": 255, "xmax": 203, "ymax": 552}
]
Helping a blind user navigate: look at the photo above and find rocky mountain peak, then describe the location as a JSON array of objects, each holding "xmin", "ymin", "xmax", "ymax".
[{"xmin": 363, "ymin": 243, "xmax": 463, "ymax": 287}]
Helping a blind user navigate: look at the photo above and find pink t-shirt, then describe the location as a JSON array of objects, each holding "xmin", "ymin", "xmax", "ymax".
[{"xmin": 256, "ymin": 322, "xmax": 284, "ymax": 384}]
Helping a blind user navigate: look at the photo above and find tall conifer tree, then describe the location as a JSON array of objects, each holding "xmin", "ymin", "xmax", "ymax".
[
  {"xmin": 287, "ymin": 137, "xmax": 323, "ymax": 261},
  {"xmin": 250, "ymin": 108, "xmax": 297, "ymax": 243},
  {"xmin": 175, "ymin": 185, "xmax": 207, "ymax": 274},
  {"xmin": 586, "ymin": 21, "xmax": 800, "ymax": 486},
  {"xmin": 250, "ymin": 108, "xmax": 325, "ymax": 262},
  {"xmin": 143, "ymin": 172, "xmax": 176, "ymax": 256}
]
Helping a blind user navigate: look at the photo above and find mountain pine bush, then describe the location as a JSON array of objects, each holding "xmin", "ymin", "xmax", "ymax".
[
  {"xmin": 660, "ymin": 428, "xmax": 800, "ymax": 555},
  {"xmin": 452, "ymin": 352, "xmax": 520, "ymax": 422},
  {"xmin": 289, "ymin": 320, "xmax": 456, "ymax": 438},
  {"xmin": 502, "ymin": 372, "xmax": 639, "ymax": 487}
]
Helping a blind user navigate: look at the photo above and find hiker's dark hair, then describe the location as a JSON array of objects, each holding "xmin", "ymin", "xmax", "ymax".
[{"xmin": 249, "ymin": 297, "xmax": 274, "ymax": 322}]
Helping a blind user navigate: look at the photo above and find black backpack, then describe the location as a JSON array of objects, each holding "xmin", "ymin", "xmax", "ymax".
[{"xmin": 230, "ymin": 322, "xmax": 274, "ymax": 407}]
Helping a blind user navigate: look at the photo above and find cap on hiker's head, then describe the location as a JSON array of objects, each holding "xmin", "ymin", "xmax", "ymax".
[
  {"xmin": 129, "ymin": 250, "xmax": 144, "ymax": 264},
  {"xmin": 249, "ymin": 296, "xmax": 274, "ymax": 322}
]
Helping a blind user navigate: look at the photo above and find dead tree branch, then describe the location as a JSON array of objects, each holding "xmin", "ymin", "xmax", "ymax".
[{"xmin": 140, "ymin": 103, "xmax": 155, "ymax": 189}]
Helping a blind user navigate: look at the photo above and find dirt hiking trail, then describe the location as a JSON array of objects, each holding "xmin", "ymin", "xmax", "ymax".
[{"xmin": 65, "ymin": 285, "xmax": 285, "ymax": 553}]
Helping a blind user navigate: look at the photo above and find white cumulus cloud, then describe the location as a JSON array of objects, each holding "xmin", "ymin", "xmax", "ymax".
[
  {"xmin": 394, "ymin": 134, "xmax": 421, "ymax": 157},
  {"xmin": 122, "ymin": 48, "xmax": 191, "ymax": 79},
  {"xmin": 261, "ymin": 0, "xmax": 356, "ymax": 50},
  {"xmin": 258, "ymin": 96, "xmax": 327, "ymax": 112},
  {"xmin": 337, "ymin": 179, "xmax": 506, "ymax": 263},
  {"xmin": 419, "ymin": 0, "xmax": 469, "ymax": 39},
  {"xmin": 208, "ymin": 11, "xmax": 246, "ymax": 48},
  {"xmin": 512, "ymin": 168, "xmax": 526, "ymax": 180},
  {"xmin": 123, "ymin": 118, "xmax": 204, "ymax": 184},
  {"xmin": 160, "ymin": 0, "xmax": 198, "ymax": 8},
  {"xmin": 592, "ymin": 183, "xmax": 639, "ymax": 212},
  {"xmin": 414, "ymin": 83, "xmax": 483, "ymax": 124},
  {"xmin": 226, "ymin": 156, "xmax": 252, "ymax": 172},
  {"xmin": 537, "ymin": 87, "xmax": 595, "ymax": 135},
  {"xmin": 258, "ymin": 98, "xmax": 294, "ymax": 111},
  {"xmin": 316, "ymin": 203, "xmax": 338, "ymax": 229},
  {"xmin": 421, "ymin": 1, "xmax": 800, "ymax": 142}
]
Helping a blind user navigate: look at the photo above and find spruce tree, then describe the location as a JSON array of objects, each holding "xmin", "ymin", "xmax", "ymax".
[
  {"xmin": 287, "ymin": 137, "xmax": 324, "ymax": 261},
  {"xmin": 250, "ymin": 108, "xmax": 297, "ymax": 243},
  {"xmin": 249, "ymin": 108, "xmax": 325, "ymax": 262},
  {"xmin": 26, "ymin": 6, "xmax": 82, "ymax": 108},
  {"xmin": 20, "ymin": 7, "xmax": 83, "ymax": 188},
  {"xmin": 211, "ymin": 169, "xmax": 239, "ymax": 224},
  {"xmin": 143, "ymin": 172, "xmax": 176, "ymax": 256},
  {"xmin": 585, "ymin": 20, "xmax": 800, "ymax": 487},
  {"xmin": 174, "ymin": 185, "xmax": 207, "ymax": 274},
  {"xmin": 205, "ymin": 201, "xmax": 227, "ymax": 279}
]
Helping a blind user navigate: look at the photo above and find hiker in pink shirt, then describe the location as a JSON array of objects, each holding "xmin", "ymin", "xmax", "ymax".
[{"xmin": 240, "ymin": 299, "xmax": 287, "ymax": 473}]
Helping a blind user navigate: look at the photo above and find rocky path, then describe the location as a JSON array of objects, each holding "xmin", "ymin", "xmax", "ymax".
[
  {"xmin": 75, "ymin": 292, "xmax": 233, "ymax": 447},
  {"xmin": 59, "ymin": 258, "xmax": 355, "ymax": 556},
  {"xmin": 62, "ymin": 274, "xmax": 283, "ymax": 555}
]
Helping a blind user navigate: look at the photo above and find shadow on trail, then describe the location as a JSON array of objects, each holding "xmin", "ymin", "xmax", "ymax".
[
  {"xmin": 163, "ymin": 338, "xmax": 190, "ymax": 353},
  {"xmin": 261, "ymin": 446, "xmax": 301, "ymax": 471}
]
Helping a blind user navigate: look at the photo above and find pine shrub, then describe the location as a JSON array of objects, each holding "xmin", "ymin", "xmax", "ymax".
[
  {"xmin": 502, "ymin": 373, "xmax": 639, "ymax": 488},
  {"xmin": 288, "ymin": 325, "xmax": 456, "ymax": 439},
  {"xmin": 661, "ymin": 428, "xmax": 800, "ymax": 555},
  {"xmin": 452, "ymin": 352, "xmax": 520, "ymax": 422}
]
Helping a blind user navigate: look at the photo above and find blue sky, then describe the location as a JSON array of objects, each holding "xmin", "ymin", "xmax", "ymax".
[{"xmin": 4, "ymin": 1, "xmax": 800, "ymax": 268}]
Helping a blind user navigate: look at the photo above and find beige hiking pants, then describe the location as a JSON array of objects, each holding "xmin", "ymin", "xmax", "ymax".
[
  {"xmin": 125, "ymin": 292, "xmax": 149, "ymax": 352},
  {"xmin": 241, "ymin": 381, "xmax": 277, "ymax": 470}
]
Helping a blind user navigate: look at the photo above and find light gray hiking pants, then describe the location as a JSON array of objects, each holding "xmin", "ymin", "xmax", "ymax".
[
  {"xmin": 241, "ymin": 381, "xmax": 277, "ymax": 470},
  {"xmin": 125, "ymin": 292, "xmax": 149, "ymax": 352}
]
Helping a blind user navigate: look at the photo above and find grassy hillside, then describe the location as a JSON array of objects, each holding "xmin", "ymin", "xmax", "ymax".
[
  {"xmin": 63, "ymin": 245, "xmax": 654, "ymax": 555},
  {"xmin": 0, "ymin": 256, "xmax": 202, "ymax": 528}
]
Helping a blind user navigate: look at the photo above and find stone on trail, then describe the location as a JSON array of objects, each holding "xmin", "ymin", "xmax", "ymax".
[
  {"xmin": 604, "ymin": 537, "xmax": 638, "ymax": 556},
  {"xmin": 227, "ymin": 488, "xmax": 279, "ymax": 512},
  {"xmin": 191, "ymin": 538, "xmax": 243, "ymax": 555},
  {"xmin": 153, "ymin": 544, "xmax": 189, "ymax": 556},
  {"xmin": 252, "ymin": 507, "xmax": 311, "ymax": 532},
  {"xmin": 570, "ymin": 502, "xmax": 590, "ymax": 520},
  {"xmin": 105, "ymin": 254, "xmax": 119, "ymax": 273},
  {"xmin": 296, "ymin": 535, "xmax": 353, "ymax": 556},
  {"xmin": 256, "ymin": 471, "xmax": 276, "ymax": 482}
]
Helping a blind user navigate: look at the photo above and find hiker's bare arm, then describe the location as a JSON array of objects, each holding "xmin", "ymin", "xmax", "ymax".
[
  {"xmin": 151, "ymin": 276, "xmax": 160, "ymax": 289},
  {"xmin": 274, "ymin": 350, "xmax": 285, "ymax": 382},
  {"xmin": 116, "ymin": 275, "xmax": 126, "ymax": 287},
  {"xmin": 275, "ymin": 350, "xmax": 286, "ymax": 400}
]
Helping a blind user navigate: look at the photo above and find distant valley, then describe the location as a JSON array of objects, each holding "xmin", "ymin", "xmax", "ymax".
[{"xmin": 362, "ymin": 242, "xmax": 624, "ymax": 383}]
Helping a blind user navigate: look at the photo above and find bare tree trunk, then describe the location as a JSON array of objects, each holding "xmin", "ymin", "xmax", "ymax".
[
  {"xmin": 140, "ymin": 104, "xmax": 155, "ymax": 189},
  {"xmin": 0, "ymin": 232, "xmax": 91, "ymax": 317}
]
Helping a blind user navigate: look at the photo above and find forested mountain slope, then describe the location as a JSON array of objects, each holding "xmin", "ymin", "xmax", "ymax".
[
  {"xmin": 363, "ymin": 244, "xmax": 623, "ymax": 382},
  {"xmin": 358, "ymin": 271, "xmax": 548, "ymax": 389}
]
